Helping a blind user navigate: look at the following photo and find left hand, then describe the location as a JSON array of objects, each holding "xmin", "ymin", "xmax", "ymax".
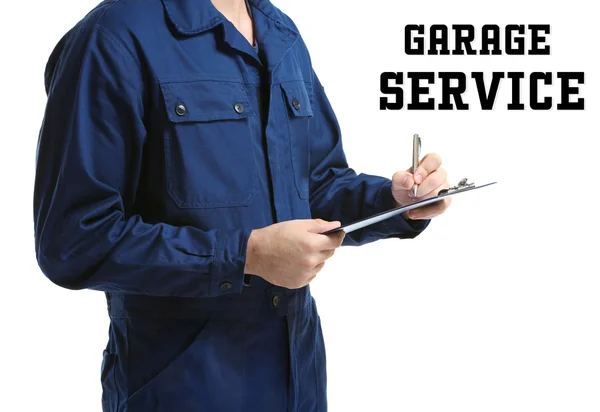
[{"xmin": 391, "ymin": 153, "xmax": 452, "ymax": 220}]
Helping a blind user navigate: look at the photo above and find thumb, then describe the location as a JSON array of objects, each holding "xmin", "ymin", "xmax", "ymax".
[
  {"xmin": 392, "ymin": 170, "xmax": 414, "ymax": 191},
  {"xmin": 306, "ymin": 219, "xmax": 341, "ymax": 234}
]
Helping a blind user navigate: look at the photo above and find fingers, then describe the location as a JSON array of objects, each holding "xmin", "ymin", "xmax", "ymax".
[
  {"xmin": 414, "ymin": 153, "xmax": 442, "ymax": 185},
  {"xmin": 298, "ymin": 231, "xmax": 342, "ymax": 276},
  {"xmin": 392, "ymin": 170, "xmax": 414, "ymax": 191},
  {"xmin": 299, "ymin": 250, "xmax": 335, "ymax": 272},
  {"xmin": 306, "ymin": 218, "xmax": 341, "ymax": 234},
  {"xmin": 294, "ymin": 261, "xmax": 326, "ymax": 289},
  {"xmin": 407, "ymin": 178, "xmax": 452, "ymax": 219},
  {"xmin": 395, "ymin": 153, "xmax": 443, "ymax": 194},
  {"xmin": 407, "ymin": 175, "xmax": 452, "ymax": 219},
  {"xmin": 408, "ymin": 197, "xmax": 452, "ymax": 219},
  {"xmin": 311, "ymin": 230, "xmax": 346, "ymax": 251},
  {"xmin": 295, "ymin": 227, "xmax": 343, "ymax": 289},
  {"xmin": 317, "ymin": 249, "xmax": 336, "ymax": 261},
  {"xmin": 312, "ymin": 261, "xmax": 325, "ymax": 275},
  {"xmin": 413, "ymin": 167, "xmax": 447, "ymax": 198},
  {"xmin": 294, "ymin": 264, "xmax": 323, "ymax": 288}
]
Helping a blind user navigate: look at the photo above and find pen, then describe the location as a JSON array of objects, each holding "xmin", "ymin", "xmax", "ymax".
[{"xmin": 412, "ymin": 134, "xmax": 421, "ymax": 197}]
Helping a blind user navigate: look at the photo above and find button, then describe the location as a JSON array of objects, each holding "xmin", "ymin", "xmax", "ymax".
[
  {"xmin": 220, "ymin": 282, "xmax": 232, "ymax": 291},
  {"xmin": 233, "ymin": 103, "xmax": 245, "ymax": 114},
  {"xmin": 272, "ymin": 295, "xmax": 281, "ymax": 308},
  {"xmin": 292, "ymin": 98, "xmax": 301, "ymax": 110},
  {"xmin": 175, "ymin": 103, "xmax": 187, "ymax": 116}
]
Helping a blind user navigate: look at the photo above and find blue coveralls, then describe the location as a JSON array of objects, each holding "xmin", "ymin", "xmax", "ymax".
[{"xmin": 33, "ymin": 0, "xmax": 429, "ymax": 411}]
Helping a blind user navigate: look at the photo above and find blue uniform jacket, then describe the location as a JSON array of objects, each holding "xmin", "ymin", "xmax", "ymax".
[{"xmin": 33, "ymin": 0, "xmax": 429, "ymax": 411}]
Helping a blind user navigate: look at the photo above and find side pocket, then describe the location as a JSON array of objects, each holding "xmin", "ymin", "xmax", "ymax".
[
  {"xmin": 314, "ymin": 315, "xmax": 327, "ymax": 412},
  {"xmin": 101, "ymin": 350, "xmax": 119, "ymax": 411},
  {"xmin": 281, "ymin": 81, "xmax": 313, "ymax": 200},
  {"xmin": 126, "ymin": 318, "xmax": 247, "ymax": 411}
]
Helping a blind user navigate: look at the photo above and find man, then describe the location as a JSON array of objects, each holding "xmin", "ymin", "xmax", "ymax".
[{"xmin": 33, "ymin": 0, "xmax": 451, "ymax": 411}]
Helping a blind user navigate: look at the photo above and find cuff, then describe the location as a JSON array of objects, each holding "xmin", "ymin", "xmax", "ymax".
[
  {"xmin": 210, "ymin": 228, "xmax": 252, "ymax": 297},
  {"xmin": 375, "ymin": 181, "xmax": 430, "ymax": 239}
]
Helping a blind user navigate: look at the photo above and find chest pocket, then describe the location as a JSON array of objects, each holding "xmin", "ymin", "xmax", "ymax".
[
  {"xmin": 281, "ymin": 81, "xmax": 313, "ymax": 199},
  {"xmin": 159, "ymin": 80, "xmax": 258, "ymax": 208}
]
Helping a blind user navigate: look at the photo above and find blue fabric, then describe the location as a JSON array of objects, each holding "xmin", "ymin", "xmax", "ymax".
[{"xmin": 33, "ymin": 0, "xmax": 430, "ymax": 411}]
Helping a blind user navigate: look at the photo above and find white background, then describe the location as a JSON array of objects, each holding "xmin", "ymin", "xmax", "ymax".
[{"xmin": 1, "ymin": 0, "xmax": 598, "ymax": 411}]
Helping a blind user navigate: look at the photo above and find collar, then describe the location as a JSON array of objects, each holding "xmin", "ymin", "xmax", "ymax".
[{"xmin": 161, "ymin": 0, "xmax": 298, "ymax": 36}]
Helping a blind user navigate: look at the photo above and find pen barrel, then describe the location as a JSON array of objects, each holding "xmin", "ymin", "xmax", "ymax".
[
  {"xmin": 412, "ymin": 134, "xmax": 421, "ymax": 173},
  {"xmin": 412, "ymin": 134, "xmax": 421, "ymax": 197}
]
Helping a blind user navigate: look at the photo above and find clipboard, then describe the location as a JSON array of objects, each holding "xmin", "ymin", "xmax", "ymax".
[{"xmin": 321, "ymin": 180, "xmax": 497, "ymax": 235}]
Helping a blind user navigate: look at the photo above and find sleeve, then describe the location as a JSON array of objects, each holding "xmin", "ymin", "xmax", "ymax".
[
  {"xmin": 33, "ymin": 23, "xmax": 250, "ymax": 298},
  {"xmin": 308, "ymin": 72, "xmax": 430, "ymax": 246}
]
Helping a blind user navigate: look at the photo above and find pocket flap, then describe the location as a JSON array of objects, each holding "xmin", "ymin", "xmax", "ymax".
[
  {"xmin": 280, "ymin": 81, "xmax": 313, "ymax": 117},
  {"xmin": 160, "ymin": 80, "xmax": 254, "ymax": 123}
]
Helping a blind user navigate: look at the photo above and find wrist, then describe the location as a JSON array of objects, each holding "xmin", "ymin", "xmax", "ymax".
[{"xmin": 244, "ymin": 229, "xmax": 263, "ymax": 275}]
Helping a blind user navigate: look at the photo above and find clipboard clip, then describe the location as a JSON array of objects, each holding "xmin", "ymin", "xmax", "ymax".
[{"xmin": 438, "ymin": 178, "xmax": 475, "ymax": 196}]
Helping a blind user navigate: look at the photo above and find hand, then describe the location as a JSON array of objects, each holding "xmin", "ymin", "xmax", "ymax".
[
  {"xmin": 391, "ymin": 153, "xmax": 452, "ymax": 220},
  {"xmin": 244, "ymin": 219, "xmax": 345, "ymax": 289}
]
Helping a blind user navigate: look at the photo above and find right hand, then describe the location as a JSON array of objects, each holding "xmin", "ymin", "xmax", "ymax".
[{"xmin": 244, "ymin": 219, "xmax": 345, "ymax": 289}]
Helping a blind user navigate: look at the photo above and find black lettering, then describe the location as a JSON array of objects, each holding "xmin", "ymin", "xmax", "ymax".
[
  {"xmin": 506, "ymin": 25, "xmax": 526, "ymax": 55},
  {"xmin": 428, "ymin": 25, "xmax": 450, "ymax": 55},
  {"xmin": 405, "ymin": 25, "xmax": 424, "ymax": 55},
  {"xmin": 507, "ymin": 72, "xmax": 525, "ymax": 110},
  {"xmin": 529, "ymin": 25, "xmax": 551, "ymax": 55},
  {"xmin": 452, "ymin": 25, "xmax": 476, "ymax": 55},
  {"xmin": 481, "ymin": 25, "xmax": 501, "ymax": 55},
  {"xmin": 472, "ymin": 72, "xmax": 504, "ymax": 110},
  {"xmin": 438, "ymin": 72, "xmax": 469, "ymax": 110},
  {"xmin": 530, "ymin": 72, "xmax": 552, "ymax": 110},
  {"xmin": 407, "ymin": 72, "xmax": 435, "ymax": 110},
  {"xmin": 380, "ymin": 72, "xmax": 404, "ymax": 110},
  {"xmin": 557, "ymin": 72, "xmax": 585, "ymax": 110}
]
